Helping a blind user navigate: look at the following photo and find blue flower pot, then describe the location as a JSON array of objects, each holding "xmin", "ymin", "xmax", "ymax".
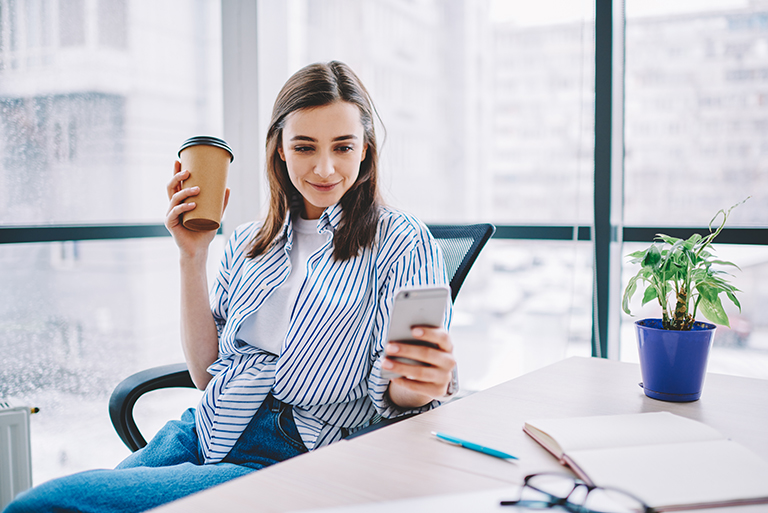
[{"xmin": 635, "ymin": 318, "xmax": 716, "ymax": 402}]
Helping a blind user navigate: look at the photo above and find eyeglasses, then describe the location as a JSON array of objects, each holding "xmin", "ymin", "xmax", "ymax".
[{"xmin": 500, "ymin": 473, "xmax": 654, "ymax": 513}]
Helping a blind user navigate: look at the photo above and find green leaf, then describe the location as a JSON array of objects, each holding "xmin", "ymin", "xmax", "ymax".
[
  {"xmin": 708, "ymin": 259, "xmax": 740, "ymax": 269},
  {"xmin": 626, "ymin": 250, "xmax": 647, "ymax": 259},
  {"xmin": 698, "ymin": 295, "xmax": 730, "ymax": 327},
  {"xmin": 642, "ymin": 245, "xmax": 661, "ymax": 268},
  {"xmin": 622, "ymin": 276, "xmax": 639, "ymax": 315},
  {"xmin": 684, "ymin": 233, "xmax": 702, "ymax": 250},
  {"xmin": 641, "ymin": 286, "xmax": 658, "ymax": 306},
  {"xmin": 655, "ymin": 233, "xmax": 680, "ymax": 245},
  {"xmin": 670, "ymin": 238, "xmax": 686, "ymax": 252},
  {"xmin": 725, "ymin": 290, "xmax": 742, "ymax": 312},
  {"xmin": 696, "ymin": 283, "xmax": 719, "ymax": 303}
]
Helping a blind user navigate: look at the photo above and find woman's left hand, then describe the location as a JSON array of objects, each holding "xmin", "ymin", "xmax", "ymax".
[{"xmin": 384, "ymin": 327, "xmax": 456, "ymax": 409}]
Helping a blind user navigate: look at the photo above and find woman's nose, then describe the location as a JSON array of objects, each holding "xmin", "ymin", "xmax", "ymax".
[{"xmin": 314, "ymin": 153, "xmax": 334, "ymax": 178}]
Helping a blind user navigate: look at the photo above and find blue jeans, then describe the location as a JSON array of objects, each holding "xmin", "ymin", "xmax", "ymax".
[{"xmin": 4, "ymin": 394, "xmax": 307, "ymax": 513}]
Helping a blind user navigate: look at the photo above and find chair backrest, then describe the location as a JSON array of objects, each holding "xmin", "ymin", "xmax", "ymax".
[{"xmin": 427, "ymin": 223, "xmax": 495, "ymax": 302}]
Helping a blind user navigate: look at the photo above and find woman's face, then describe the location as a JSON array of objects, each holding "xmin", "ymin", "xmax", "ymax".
[{"xmin": 278, "ymin": 101, "xmax": 368, "ymax": 220}]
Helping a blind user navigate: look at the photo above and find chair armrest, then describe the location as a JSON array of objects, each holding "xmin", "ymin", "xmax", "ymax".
[{"xmin": 109, "ymin": 362, "xmax": 195, "ymax": 452}]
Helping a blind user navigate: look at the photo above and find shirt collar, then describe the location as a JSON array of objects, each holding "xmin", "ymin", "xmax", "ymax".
[
  {"xmin": 282, "ymin": 202, "xmax": 343, "ymax": 241},
  {"xmin": 318, "ymin": 202, "xmax": 343, "ymax": 233}
]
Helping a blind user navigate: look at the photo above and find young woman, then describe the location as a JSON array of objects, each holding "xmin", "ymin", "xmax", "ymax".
[{"xmin": 4, "ymin": 61, "xmax": 457, "ymax": 513}]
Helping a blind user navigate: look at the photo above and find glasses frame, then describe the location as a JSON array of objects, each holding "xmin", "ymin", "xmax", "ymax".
[{"xmin": 500, "ymin": 472, "xmax": 655, "ymax": 513}]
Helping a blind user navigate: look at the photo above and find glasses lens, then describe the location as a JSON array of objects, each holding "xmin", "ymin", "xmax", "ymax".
[
  {"xmin": 526, "ymin": 473, "xmax": 578, "ymax": 500},
  {"xmin": 583, "ymin": 487, "xmax": 647, "ymax": 513}
]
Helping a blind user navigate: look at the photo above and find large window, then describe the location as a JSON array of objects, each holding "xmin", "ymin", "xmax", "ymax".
[
  {"xmin": 1, "ymin": 0, "xmax": 222, "ymax": 484},
  {"xmin": 2, "ymin": 0, "xmax": 766, "ymax": 489}
]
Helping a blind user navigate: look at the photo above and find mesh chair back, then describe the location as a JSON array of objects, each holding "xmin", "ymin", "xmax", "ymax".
[{"xmin": 427, "ymin": 223, "xmax": 495, "ymax": 301}]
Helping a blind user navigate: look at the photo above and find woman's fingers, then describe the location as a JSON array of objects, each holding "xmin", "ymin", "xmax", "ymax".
[
  {"xmin": 410, "ymin": 326, "xmax": 453, "ymax": 352},
  {"xmin": 389, "ymin": 376, "xmax": 448, "ymax": 398},
  {"xmin": 383, "ymin": 326, "xmax": 456, "ymax": 398},
  {"xmin": 385, "ymin": 360, "xmax": 450, "ymax": 384},
  {"xmin": 169, "ymin": 186, "xmax": 200, "ymax": 210},
  {"xmin": 165, "ymin": 162, "xmax": 201, "ymax": 235},
  {"xmin": 385, "ymin": 343, "xmax": 455, "ymax": 372},
  {"xmin": 387, "ymin": 365, "xmax": 452, "ymax": 398},
  {"xmin": 165, "ymin": 187, "xmax": 199, "ymax": 227},
  {"xmin": 166, "ymin": 162, "xmax": 199, "ymax": 217},
  {"xmin": 167, "ymin": 161, "xmax": 188, "ymax": 199},
  {"xmin": 382, "ymin": 354, "xmax": 454, "ymax": 383},
  {"xmin": 385, "ymin": 327, "xmax": 454, "ymax": 369},
  {"xmin": 222, "ymin": 187, "xmax": 230, "ymax": 215},
  {"xmin": 163, "ymin": 161, "xmax": 219, "ymax": 258},
  {"xmin": 165, "ymin": 200, "xmax": 195, "ymax": 228}
]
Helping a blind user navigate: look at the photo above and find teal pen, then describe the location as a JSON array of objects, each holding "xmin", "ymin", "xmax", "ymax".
[{"xmin": 431, "ymin": 431, "xmax": 519, "ymax": 460}]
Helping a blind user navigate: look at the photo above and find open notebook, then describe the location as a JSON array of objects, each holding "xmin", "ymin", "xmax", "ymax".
[{"xmin": 524, "ymin": 411, "xmax": 768, "ymax": 511}]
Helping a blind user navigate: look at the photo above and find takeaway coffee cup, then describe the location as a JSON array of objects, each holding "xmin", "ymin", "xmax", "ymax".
[{"xmin": 177, "ymin": 136, "xmax": 234, "ymax": 232}]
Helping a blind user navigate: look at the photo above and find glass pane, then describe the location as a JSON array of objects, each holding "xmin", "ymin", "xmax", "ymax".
[
  {"xmin": 255, "ymin": 0, "xmax": 594, "ymax": 225},
  {"xmin": 625, "ymin": 0, "xmax": 768, "ymax": 227},
  {"xmin": 453, "ymin": 239, "xmax": 593, "ymax": 392},
  {"xmin": 620, "ymin": 242, "xmax": 768, "ymax": 379},
  {"xmin": 0, "ymin": 0, "xmax": 223, "ymax": 486},
  {"xmin": 0, "ymin": 0, "xmax": 223, "ymax": 225},
  {"xmin": 0, "ymin": 237, "xmax": 220, "ymax": 484},
  {"xmin": 488, "ymin": 1, "xmax": 595, "ymax": 225}
]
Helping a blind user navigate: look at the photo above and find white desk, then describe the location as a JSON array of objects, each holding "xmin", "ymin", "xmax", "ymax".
[{"xmin": 152, "ymin": 356, "xmax": 768, "ymax": 512}]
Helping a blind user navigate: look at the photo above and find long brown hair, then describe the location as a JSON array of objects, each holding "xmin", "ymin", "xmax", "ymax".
[{"xmin": 247, "ymin": 61, "xmax": 382, "ymax": 261}]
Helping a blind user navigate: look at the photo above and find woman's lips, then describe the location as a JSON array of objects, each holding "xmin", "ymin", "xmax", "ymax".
[{"xmin": 309, "ymin": 181, "xmax": 339, "ymax": 192}]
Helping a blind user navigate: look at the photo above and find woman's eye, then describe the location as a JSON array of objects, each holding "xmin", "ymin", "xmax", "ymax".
[
  {"xmin": 293, "ymin": 146, "xmax": 313, "ymax": 153},
  {"xmin": 335, "ymin": 145, "xmax": 354, "ymax": 153}
]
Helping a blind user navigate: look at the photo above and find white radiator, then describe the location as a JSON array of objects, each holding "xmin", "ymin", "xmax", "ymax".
[{"xmin": 0, "ymin": 402, "xmax": 32, "ymax": 509}]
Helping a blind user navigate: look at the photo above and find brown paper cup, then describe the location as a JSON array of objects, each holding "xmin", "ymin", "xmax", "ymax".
[{"xmin": 177, "ymin": 136, "xmax": 234, "ymax": 232}]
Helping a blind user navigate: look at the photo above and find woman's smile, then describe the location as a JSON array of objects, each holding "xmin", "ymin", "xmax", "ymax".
[{"xmin": 308, "ymin": 180, "xmax": 341, "ymax": 192}]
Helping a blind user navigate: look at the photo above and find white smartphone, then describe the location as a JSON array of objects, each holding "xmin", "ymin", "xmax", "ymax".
[{"xmin": 380, "ymin": 285, "xmax": 450, "ymax": 380}]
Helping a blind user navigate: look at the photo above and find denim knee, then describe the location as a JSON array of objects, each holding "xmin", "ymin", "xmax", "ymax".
[
  {"xmin": 3, "ymin": 474, "xmax": 81, "ymax": 513},
  {"xmin": 2, "ymin": 464, "xmax": 256, "ymax": 513},
  {"xmin": 116, "ymin": 408, "xmax": 201, "ymax": 469}
]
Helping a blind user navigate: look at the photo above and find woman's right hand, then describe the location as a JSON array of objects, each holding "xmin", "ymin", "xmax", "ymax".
[{"xmin": 166, "ymin": 160, "xmax": 226, "ymax": 259}]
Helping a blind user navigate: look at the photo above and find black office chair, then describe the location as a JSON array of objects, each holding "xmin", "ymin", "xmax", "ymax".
[{"xmin": 109, "ymin": 223, "xmax": 495, "ymax": 451}]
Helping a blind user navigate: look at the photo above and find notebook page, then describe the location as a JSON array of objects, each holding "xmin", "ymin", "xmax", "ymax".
[
  {"xmin": 525, "ymin": 412, "xmax": 724, "ymax": 453},
  {"xmin": 568, "ymin": 439, "xmax": 768, "ymax": 510}
]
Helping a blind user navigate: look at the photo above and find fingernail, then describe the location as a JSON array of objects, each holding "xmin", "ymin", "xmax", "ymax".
[
  {"xmin": 386, "ymin": 343, "xmax": 398, "ymax": 354},
  {"xmin": 412, "ymin": 327, "xmax": 424, "ymax": 337},
  {"xmin": 382, "ymin": 359, "xmax": 393, "ymax": 369}
]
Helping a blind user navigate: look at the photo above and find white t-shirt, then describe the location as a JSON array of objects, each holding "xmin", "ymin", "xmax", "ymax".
[{"xmin": 234, "ymin": 216, "xmax": 328, "ymax": 355}]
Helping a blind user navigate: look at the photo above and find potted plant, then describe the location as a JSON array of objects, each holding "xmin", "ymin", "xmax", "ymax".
[{"xmin": 622, "ymin": 200, "xmax": 747, "ymax": 402}]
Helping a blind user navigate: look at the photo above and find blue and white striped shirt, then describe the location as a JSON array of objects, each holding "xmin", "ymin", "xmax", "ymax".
[{"xmin": 195, "ymin": 203, "xmax": 452, "ymax": 464}]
